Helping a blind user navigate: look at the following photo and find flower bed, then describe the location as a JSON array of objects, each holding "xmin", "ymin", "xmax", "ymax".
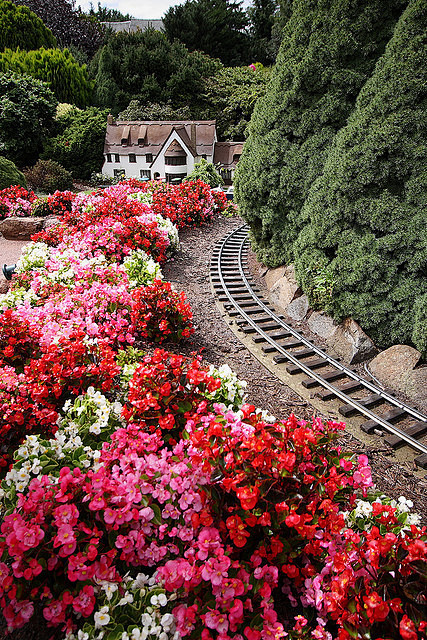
[{"xmin": 0, "ymin": 183, "xmax": 426, "ymax": 640}]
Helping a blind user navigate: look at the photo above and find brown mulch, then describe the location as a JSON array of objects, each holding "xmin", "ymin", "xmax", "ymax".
[{"xmin": 1, "ymin": 211, "xmax": 426, "ymax": 639}]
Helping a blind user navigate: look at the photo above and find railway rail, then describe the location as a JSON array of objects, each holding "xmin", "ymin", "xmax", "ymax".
[{"xmin": 210, "ymin": 224, "xmax": 427, "ymax": 471}]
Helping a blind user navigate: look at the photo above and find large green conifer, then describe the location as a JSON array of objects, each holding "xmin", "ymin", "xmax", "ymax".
[
  {"xmin": 234, "ymin": 0, "xmax": 406, "ymax": 267},
  {"xmin": 0, "ymin": 0, "xmax": 56, "ymax": 51},
  {"xmin": 294, "ymin": 0, "xmax": 427, "ymax": 353}
]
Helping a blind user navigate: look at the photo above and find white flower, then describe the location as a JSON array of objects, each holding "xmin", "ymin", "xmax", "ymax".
[
  {"xmin": 157, "ymin": 593, "xmax": 167, "ymax": 607},
  {"xmin": 94, "ymin": 607, "xmax": 111, "ymax": 628},
  {"xmin": 102, "ymin": 582, "xmax": 118, "ymax": 600},
  {"xmin": 118, "ymin": 592, "xmax": 134, "ymax": 606}
]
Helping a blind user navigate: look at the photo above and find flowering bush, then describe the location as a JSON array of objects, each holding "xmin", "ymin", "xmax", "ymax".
[
  {"xmin": 1, "ymin": 183, "xmax": 426, "ymax": 640},
  {"xmin": 131, "ymin": 281, "xmax": 194, "ymax": 344},
  {"xmin": 120, "ymin": 178, "xmax": 228, "ymax": 228},
  {"xmin": 206, "ymin": 363, "xmax": 248, "ymax": 409},
  {"xmin": 31, "ymin": 190, "xmax": 76, "ymax": 217},
  {"xmin": 0, "ymin": 185, "xmax": 37, "ymax": 219}
]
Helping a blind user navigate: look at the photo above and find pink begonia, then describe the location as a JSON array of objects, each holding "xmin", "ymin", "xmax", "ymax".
[
  {"xmin": 196, "ymin": 527, "xmax": 222, "ymax": 561},
  {"xmin": 53, "ymin": 524, "xmax": 76, "ymax": 548},
  {"xmin": 72, "ymin": 585, "xmax": 96, "ymax": 617},
  {"xmin": 201, "ymin": 553, "xmax": 231, "ymax": 586},
  {"xmin": 53, "ymin": 504, "xmax": 79, "ymax": 527},
  {"xmin": 204, "ymin": 609, "xmax": 229, "ymax": 634},
  {"xmin": 173, "ymin": 603, "xmax": 199, "ymax": 637},
  {"xmin": 229, "ymin": 599, "xmax": 244, "ymax": 630}
]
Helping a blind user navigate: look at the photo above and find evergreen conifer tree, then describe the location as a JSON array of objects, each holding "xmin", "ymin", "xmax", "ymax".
[
  {"xmin": 0, "ymin": 0, "xmax": 57, "ymax": 51},
  {"xmin": 0, "ymin": 48, "xmax": 93, "ymax": 107},
  {"xmin": 294, "ymin": 0, "xmax": 427, "ymax": 353},
  {"xmin": 234, "ymin": 0, "xmax": 406, "ymax": 267}
]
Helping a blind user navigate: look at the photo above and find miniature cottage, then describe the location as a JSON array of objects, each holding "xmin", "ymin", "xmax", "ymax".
[{"xmin": 103, "ymin": 116, "xmax": 243, "ymax": 184}]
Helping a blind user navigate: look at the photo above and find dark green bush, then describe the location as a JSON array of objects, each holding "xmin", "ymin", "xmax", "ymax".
[
  {"xmin": 90, "ymin": 28, "xmax": 220, "ymax": 114},
  {"xmin": 42, "ymin": 106, "xmax": 108, "ymax": 180},
  {"xmin": 234, "ymin": 0, "xmax": 406, "ymax": 267},
  {"xmin": 0, "ymin": 72, "xmax": 57, "ymax": 167},
  {"xmin": 24, "ymin": 159, "xmax": 73, "ymax": 193},
  {"xmin": 0, "ymin": 155, "xmax": 27, "ymax": 189},
  {"xmin": 294, "ymin": 0, "xmax": 427, "ymax": 353}
]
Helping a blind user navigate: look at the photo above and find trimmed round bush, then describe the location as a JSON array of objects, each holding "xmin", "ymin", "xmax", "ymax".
[
  {"xmin": 24, "ymin": 159, "xmax": 73, "ymax": 193},
  {"xmin": 0, "ymin": 155, "xmax": 27, "ymax": 189}
]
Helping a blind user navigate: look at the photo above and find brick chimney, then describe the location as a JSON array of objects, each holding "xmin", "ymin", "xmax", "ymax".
[{"xmin": 107, "ymin": 114, "xmax": 115, "ymax": 125}]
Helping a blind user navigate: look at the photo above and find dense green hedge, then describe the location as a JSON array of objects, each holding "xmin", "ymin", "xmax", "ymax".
[
  {"xmin": 234, "ymin": 0, "xmax": 406, "ymax": 267},
  {"xmin": 0, "ymin": 155, "xmax": 27, "ymax": 189},
  {"xmin": 0, "ymin": 0, "xmax": 56, "ymax": 51},
  {"xmin": 294, "ymin": 0, "xmax": 427, "ymax": 353},
  {"xmin": 0, "ymin": 47, "xmax": 93, "ymax": 107}
]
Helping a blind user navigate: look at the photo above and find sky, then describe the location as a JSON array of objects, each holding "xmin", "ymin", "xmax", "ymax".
[{"xmin": 77, "ymin": 0, "xmax": 252, "ymax": 20}]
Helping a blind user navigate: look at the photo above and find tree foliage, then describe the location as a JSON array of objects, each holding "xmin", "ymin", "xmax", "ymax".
[
  {"xmin": 203, "ymin": 64, "xmax": 271, "ymax": 140},
  {"xmin": 0, "ymin": 72, "xmax": 57, "ymax": 167},
  {"xmin": 163, "ymin": 0, "xmax": 251, "ymax": 67},
  {"xmin": 118, "ymin": 100, "xmax": 193, "ymax": 122},
  {"xmin": 88, "ymin": 2, "xmax": 133, "ymax": 21},
  {"xmin": 247, "ymin": 0, "xmax": 279, "ymax": 64},
  {"xmin": 9, "ymin": 0, "xmax": 105, "ymax": 59},
  {"xmin": 234, "ymin": 0, "xmax": 407, "ymax": 267},
  {"xmin": 0, "ymin": 0, "xmax": 57, "ymax": 51},
  {"xmin": 0, "ymin": 155, "xmax": 27, "ymax": 189},
  {"xmin": 90, "ymin": 29, "xmax": 220, "ymax": 114},
  {"xmin": 294, "ymin": 0, "xmax": 427, "ymax": 353},
  {"xmin": 0, "ymin": 47, "xmax": 93, "ymax": 107},
  {"xmin": 42, "ymin": 106, "xmax": 108, "ymax": 179},
  {"xmin": 184, "ymin": 159, "xmax": 224, "ymax": 187}
]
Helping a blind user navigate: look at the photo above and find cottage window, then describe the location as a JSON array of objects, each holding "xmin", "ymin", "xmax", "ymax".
[
  {"xmin": 146, "ymin": 153, "xmax": 153, "ymax": 163},
  {"xmin": 165, "ymin": 173, "xmax": 185, "ymax": 184},
  {"xmin": 115, "ymin": 154, "xmax": 120, "ymax": 163},
  {"xmin": 165, "ymin": 156, "xmax": 186, "ymax": 166},
  {"xmin": 220, "ymin": 169, "xmax": 232, "ymax": 182},
  {"xmin": 114, "ymin": 169, "xmax": 126, "ymax": 178},
  {"xmin": 129, "ymin": 153, "xmax": 137, "ymax": 163},
  {"xmin": 106, "ymin": 153, "xmax": 112, "ymax": 162},
  {"xmin": 233, "ymin": 154, "xmax": 241, "ymax": 163},
  {"xmin": 140, "ymin": 169, "xmax": 151, "ymax": 179}
]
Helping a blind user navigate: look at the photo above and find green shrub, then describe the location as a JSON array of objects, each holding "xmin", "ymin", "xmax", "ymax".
[
  {"xmin": 0, "ymin": 72, "xmax": 57, "ymax": 167},
  {"xmin": 234, "ymin": 0, "xmax": 406, "ymax": 267},
  {"xmin": 0, "ymin": 0, "xmax": 56, "ymax": 51},
  {"xmin": 184, "ymin": 159, "xmax": 224, "ymax": 188},
  {"xmin": 0, "ymin": 155, "xmax": 27, "ymax": 189},
  {"xmin": 42, "ymin": 106, "xmax": 108, "ymax": 180},
  {"xmin": 0, "ymin": 47, "xmax": 93, "ymax": 107},
  {"xmin": 24, "ymin": 159, "xmax": 73, "ymax": 193},
  {"xmin": 294, "ymin": 0, "xmax": 427, "ymax": 350}
]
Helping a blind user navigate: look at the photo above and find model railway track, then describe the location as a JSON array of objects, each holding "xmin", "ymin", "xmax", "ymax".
[{"xmin": 210, "ymin": 224, "xmax": 427, "ymax": 471}]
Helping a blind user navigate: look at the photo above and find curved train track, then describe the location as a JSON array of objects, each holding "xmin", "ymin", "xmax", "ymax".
[{"xmin": 210, "ymin": 224, "xmax": 427, "ymax": 472}]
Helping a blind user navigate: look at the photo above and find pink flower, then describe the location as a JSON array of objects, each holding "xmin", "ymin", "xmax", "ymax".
[
  {"xmin": 204, "ymin": 609, "xmax": 229, "ymax": 634},
  {"xmin": 54, "ymin": 524, "xmax": 76, "ymax": 548},
  {"xmin": 72, "ymin": 585, "xmax": 96, "ymax": 617},
  {"xmin": 201, "ymin": 553, "xmax": 231, "ymax": 586}
]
